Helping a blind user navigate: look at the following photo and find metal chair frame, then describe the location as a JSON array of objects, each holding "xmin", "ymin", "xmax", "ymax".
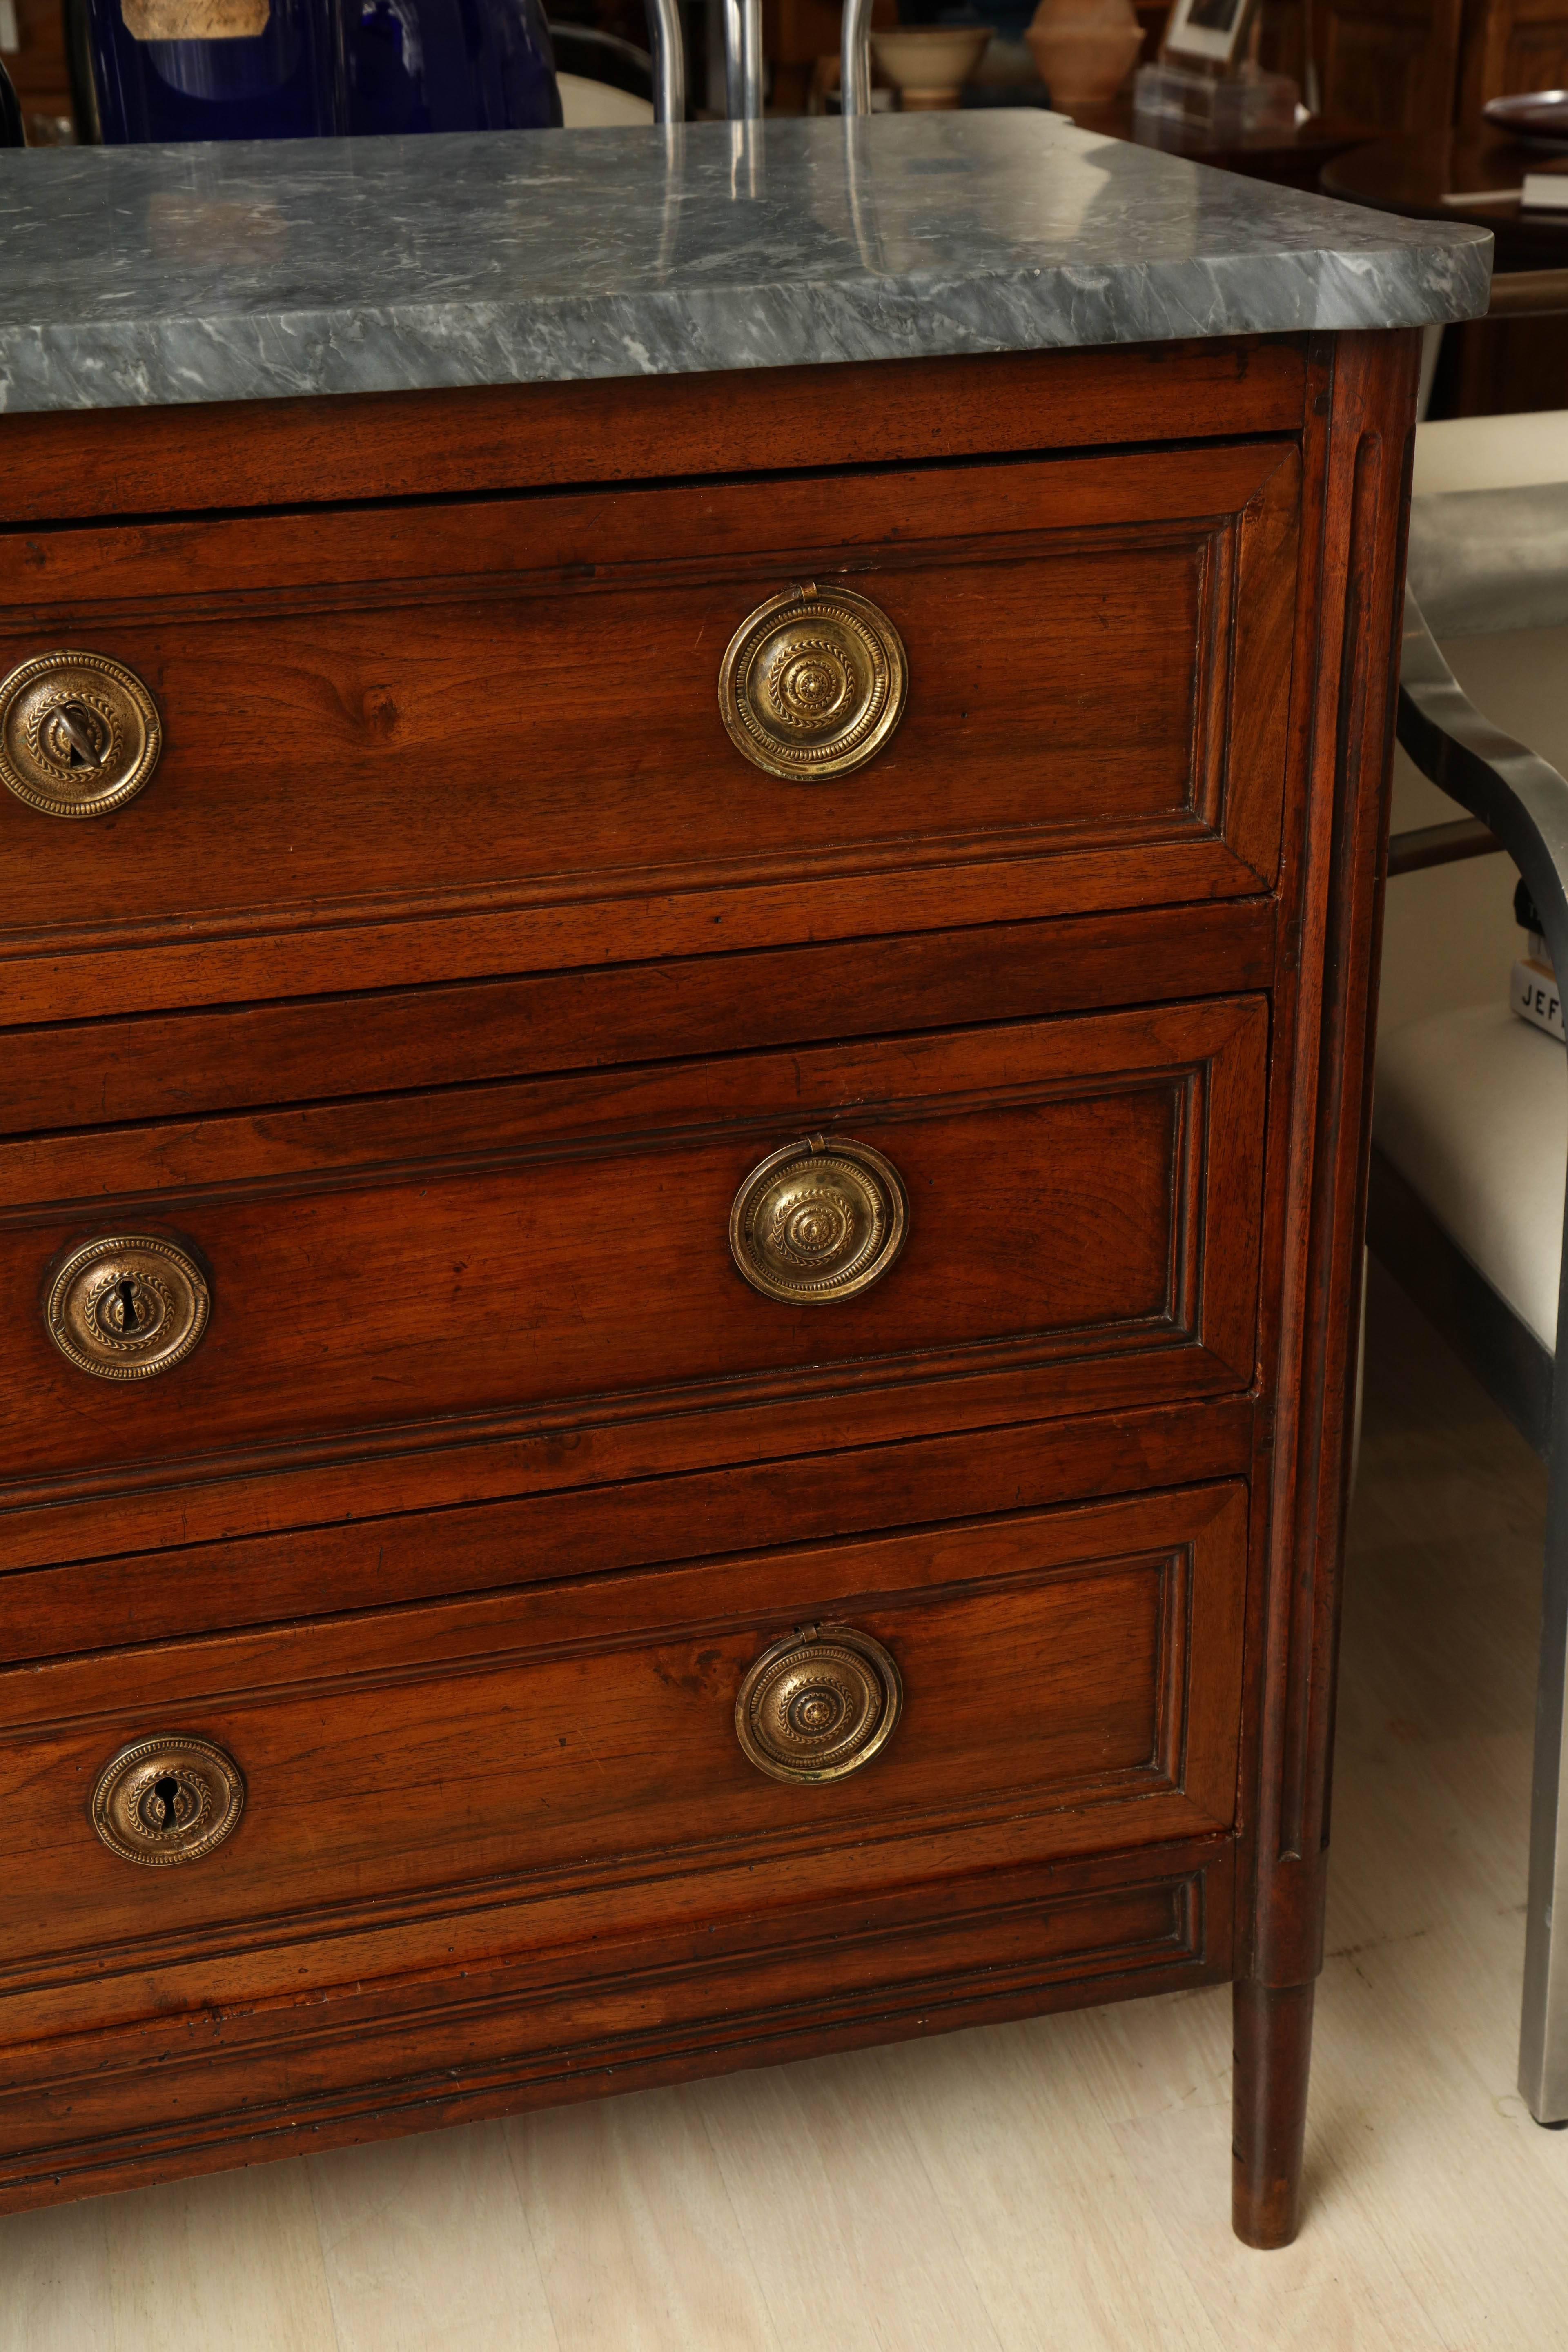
[
  {"xmin": 548, "ymin": 21, "xmax": 657, "ymax": 101},
  {"xmin": 1391, "ymin": 588, "xmax": 1568, "ymax": 2122},
  {"xmin": 639, "ymin": 0, "xmax": 874, "ymax": 127}
]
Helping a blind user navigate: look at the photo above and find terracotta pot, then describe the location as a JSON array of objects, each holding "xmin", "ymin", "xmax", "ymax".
[
  {"xmin": 1025, "ymin": 0, "xmax": 1142, "ymax": 104},
  {"xmin": 869, "ymin": 25, "xmax": 996, "ymax": 109}
]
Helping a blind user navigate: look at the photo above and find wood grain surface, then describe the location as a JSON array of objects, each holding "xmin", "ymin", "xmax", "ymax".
[
  {"xmin": 0, "ymin": 1268, "xmax": 1554, "ymax": 2333},
  {"xmin": 1, "ymin": 901, "xmax": 1274, "ymax": 1136},
  {"xmin": 1230, "ymin": 329, "xmax": 1422, "ymax": 2245},
  {"xmin": 0, "ymin": 1485, "xmax": 1247, "ymax": 1998},
  {"xmin": 0, "ymin": 339, "xmax": 1308, "ymax": 523},
  {"xmin": 0, "ymin": 447, "xmax": 1297, "ymax": 987},
  {"xmin": 0, "ymin": 325, "xmax": 1417, "ymax": 2241},
  {"xmin": 0, "ymin": 998, "xmax": 1267, "ymax": 1495}
]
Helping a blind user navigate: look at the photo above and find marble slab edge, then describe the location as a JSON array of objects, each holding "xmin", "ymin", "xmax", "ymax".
[{"xmin": 0, "ymin": 237, "xmax": 1493, "ymax": 414}]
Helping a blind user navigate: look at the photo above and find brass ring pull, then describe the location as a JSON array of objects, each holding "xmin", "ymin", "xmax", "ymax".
[
  {"xmin": 729, "ymin": 1133, "xmax": 909, "ymax": 1305},
  {"xmin": 0, "ymin": 650, "xmax": 163, "ymax": 819},
  {"xmin": 735, "ymin": 1623, "xmax": 902, "ymax": 1784},
  {"xmin": 718, "ymin": 581, "xmax": 907, "ymax": 781},
  {"xmin": 91, "ymin": 1735, "xmax": 245, "ymax": 1867},
  {"xmin": 45, "ymin": 1232, "xmax": 211, "ymax": 1382}
]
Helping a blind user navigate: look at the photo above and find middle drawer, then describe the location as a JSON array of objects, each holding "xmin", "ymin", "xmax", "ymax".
[{"xmin": 3, "ymin": 997, "xmax": 1266, "ymax": 1493}]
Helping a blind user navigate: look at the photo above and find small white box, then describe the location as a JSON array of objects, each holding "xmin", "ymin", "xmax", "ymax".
[{"xmin": 1511, "ymin": 956, "xmax": 1566, "ymax": 1040}]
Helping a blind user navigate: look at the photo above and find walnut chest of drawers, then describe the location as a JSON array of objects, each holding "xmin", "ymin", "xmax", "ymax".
[{"xmin": 0, "ymin": 331, "xmax": 1417, "ymax": 2246}]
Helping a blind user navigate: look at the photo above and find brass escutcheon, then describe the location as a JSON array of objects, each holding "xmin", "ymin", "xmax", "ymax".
[
  {"xmin": 729, "ymin": 1133, "xmax": 908, "ymax": 1305},
  {"xmin": 735, "ymin": 1623, "xmax": 903, "ymax": 1784},
  {"xmin": 0, "ymin": 650, "xmax": 163, "ymax": 819},
  {"xmin": 90, "ymin": 1734, "xmax": 245, "ymax": 1867},
  {"xmin": 45, "ymin": 1232, "xmax": 211, "ymax": 1381},
  {"xmin": 717, "ymin": 581, "xmax": 907, "ymax": 781}
]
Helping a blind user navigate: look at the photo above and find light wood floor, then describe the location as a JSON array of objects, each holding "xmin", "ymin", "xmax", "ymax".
[{"xmin": 7, "ymin": 1261, "xmax": 1568, "ymax": 2350}]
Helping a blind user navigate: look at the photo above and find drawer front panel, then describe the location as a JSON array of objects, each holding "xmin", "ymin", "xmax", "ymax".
[
  {"xmin": 0, "ymin": 1842, "xmax": 1233, "ymax": 2204},
  {"xmin": 2, "ymin": 1400, "xmax": 1256, "ymax": 1646},
  {"xmin": 0, "ymin": 901, "xmax": 1276, "ymax": 1138},
  {"xmin": 0, "ymin": 1000, "xmax": 1267, "ymax": 1488},
  {"xmin": 0, "ymin": 336, "xmax": 1306, "ymax": 527},
  {"xmin": 0, "ymin": 445, "xmax": 1298, "ymax": 978},
  {"xmin": 0, "ymin": 1483, "xmax": 1247, "ymax": 1989}
]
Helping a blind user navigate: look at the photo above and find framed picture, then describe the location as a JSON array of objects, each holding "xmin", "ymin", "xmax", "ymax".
[{"xmin": 1161, "ymin": 0, "xmax": 1258, "ymax": 70}]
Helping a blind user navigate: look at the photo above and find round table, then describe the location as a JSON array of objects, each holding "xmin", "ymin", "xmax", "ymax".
[{"xmin": 1321, "ymin": 131, "xmax": 1568, "ymax": 272}]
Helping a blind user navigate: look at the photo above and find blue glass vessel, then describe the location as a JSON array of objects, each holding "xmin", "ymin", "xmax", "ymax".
[
  {"xmin": 80, "ymin": 0, "xmax": 348, "ymax": 142},
  {"xmin": 344, "ymin": 0, "xmax": 561, "ymax": 134},
  {"xmin": 75, "ymin": 0, "xmax": 559, "ymax": 141}
]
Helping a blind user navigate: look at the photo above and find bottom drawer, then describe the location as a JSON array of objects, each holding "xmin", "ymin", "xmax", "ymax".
[
  {"xmin": 2, "ymin": 1480, "xmax": 1247, "ymax": 2023},
  {"xmin": 0, "ymin": 1835, "xmax": 1233, "ymax": 2213}
]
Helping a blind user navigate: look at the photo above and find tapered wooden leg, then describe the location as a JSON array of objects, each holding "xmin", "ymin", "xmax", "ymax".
[{"xmin": 1232, "ymin": 1979, "xmax": 1315, "ymax": 2248}]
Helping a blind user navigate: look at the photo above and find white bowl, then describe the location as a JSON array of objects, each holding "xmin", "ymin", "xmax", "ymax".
[{"xmin": 869, "ymin": 26, "xmax": 996, "ymax": 108}]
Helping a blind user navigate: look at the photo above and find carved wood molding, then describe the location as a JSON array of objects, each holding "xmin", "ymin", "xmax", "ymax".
[{"xmin": 1243, "ymin": 329, "xmax": 1420, "ymax": 1989}]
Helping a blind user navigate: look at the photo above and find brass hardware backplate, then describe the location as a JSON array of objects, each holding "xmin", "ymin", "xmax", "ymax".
[
  {"xmin": 0, "ymin": 650, "xmax": 163, "ymax": 819},
  {"xmin": 45, "ymin": 1232, "xmax": 211, "ymax": 1381},
  {"xmin": 735, "ymin": 1623, "xmax": 903, "ymax": 1784},
  {"xmin": 717, "ymin": 581, "xmax": 907, "ymax": 781},
  {"xmin": 91, "ymin": 1735, "xmax": 245, "ymax": 1867},
  {"xmin": 730, "ymin": 1133, "xmax": 909, "ymax": 1305}
]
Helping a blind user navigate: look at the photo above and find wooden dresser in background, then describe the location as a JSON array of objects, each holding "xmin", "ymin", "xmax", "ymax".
[
  {"xmin": 0, "ymin": 0, "xmax": 73, "ymax": 142},
  {"xmin": 1260, "ymin": 0, "xmax": 1568, "ymax": 128},
  {"xmin": 0, "ymin": 327, "xmax": 1415, "ymax": 2245}
]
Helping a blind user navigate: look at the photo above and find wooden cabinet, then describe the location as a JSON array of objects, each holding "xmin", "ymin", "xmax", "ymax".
[
  {"xmin": 0, "ymin": 328, "xmax": 1417, "ymax": 2244},
  {"xmin": 1320, "ymin": 0, "xmax": 1464, "ymax": 126},
  {"xmin": 1262, "ymin": 0, "xmax": 1568, "ymax": 127},
  {"xmin": 0, "ymin": 0, "xmax": 74, "ymax": 142},
  {"xmin": 1458, "ymin": 0, "xmax": 1568, "ymax": 116}
]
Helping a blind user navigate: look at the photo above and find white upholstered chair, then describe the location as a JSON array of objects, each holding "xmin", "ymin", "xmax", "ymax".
[
  {"xmin": 550, "ymin": 22, "xmax": 658, "ymax": 124},
  {"xmin": 558, "ymin": 72, "xmax": 655, "ymax": 125},
  {"xmin": 1380, "ymin": 409, "xmax": 1568, "ymax": 2123}
]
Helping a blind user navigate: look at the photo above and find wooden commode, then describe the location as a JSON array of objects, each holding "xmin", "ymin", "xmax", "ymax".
[{"xmin": 0, "ymin": 109, "xmax": 1490, "ymax": 2243}]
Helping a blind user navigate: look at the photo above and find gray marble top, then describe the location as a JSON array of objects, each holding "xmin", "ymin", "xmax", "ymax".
[{"xmin": 0, "ymin": 110, "xmax": 1491, "ymax": 413}]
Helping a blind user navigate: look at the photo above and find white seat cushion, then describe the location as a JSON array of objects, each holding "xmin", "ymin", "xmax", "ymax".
[
  {"xmin": 557, "ymin": 73, "xmax": 654, "ymax": 126},
  {"xmin": 1374, "ymin": 1004, "xmax": 1568, "ymax": 1353},
  {"xmin": 1388, "ymin": 412, "xmax": 1568, "ymax": 1351},
  {"xmin": 1414, "ymin": 411, "xmax": 1568, "ymax": 496},
  {"xmin": 1409, "ymin": 412, "xmax": 1568, "ymax": 636}
]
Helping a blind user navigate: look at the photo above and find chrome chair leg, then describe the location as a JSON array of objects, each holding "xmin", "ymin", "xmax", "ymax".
[
  {"xmin": 721, "ymin": 0, "xmax": 764, "ymax": 117},
  {"xmin": 1521, "ymin": 1447, "xmax": 1568, "ymax": 2122},
  {"xmin": 1398, "ymin": 593, "xmax": 1568, "ymax": 2126},
  {"xmin": 840, "ymin": 0, "xmax": 873, "ymax": 114},
  {"xmin": 643, "ymin": 0, "xmax": 686, "ymax": 122}
]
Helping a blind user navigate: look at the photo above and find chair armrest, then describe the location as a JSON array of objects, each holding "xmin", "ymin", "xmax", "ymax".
[{"xmin": 1398, "ymin": 587, "xmax": 1568, "ymax": 985}]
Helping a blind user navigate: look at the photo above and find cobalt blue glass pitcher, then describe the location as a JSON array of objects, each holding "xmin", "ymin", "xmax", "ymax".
[
  {"xmin": 76, "ymin": 0, "xmax": 560, "ymax": 140},
  {"xmin": 78, "ymin": 0, "xmax": 350, "ymax": 140},
  {"xmin": 344, "ymin": 0, "xmax": 561, "ymax": 133}
]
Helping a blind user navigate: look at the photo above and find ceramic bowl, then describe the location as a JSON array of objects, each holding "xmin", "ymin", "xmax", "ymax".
[{"xmin": 869, "ymin": 25, "xmax": 996, "ymax": 109}]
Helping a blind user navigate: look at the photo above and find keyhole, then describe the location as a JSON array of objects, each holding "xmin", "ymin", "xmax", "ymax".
[
  {"xmin": 117, "ymin": 1278, "xmax": 140, "ymax": 1331},
  {"xmin": 152, "ymin": 1775, "xmax": 180, "ymax": 1830},
  {"xmin": 52, "ymin": 703, "xmax": 105, "ymax": 769}
]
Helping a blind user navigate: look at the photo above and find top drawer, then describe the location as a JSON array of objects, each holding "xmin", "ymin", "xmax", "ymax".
[{"xmin": 0, "ymin": 443, "xmax": 1299, "ymax": 1018}]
